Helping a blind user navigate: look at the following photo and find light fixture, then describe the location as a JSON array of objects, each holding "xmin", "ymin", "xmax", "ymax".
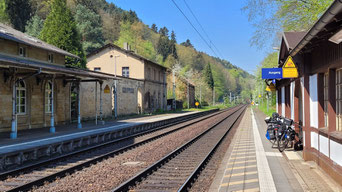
[{"xmin": 329, "ymin": 29, "xmax": 342, "ymax": 44}]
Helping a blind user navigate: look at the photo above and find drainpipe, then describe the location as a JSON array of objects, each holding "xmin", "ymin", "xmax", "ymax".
[
  {"xmin": 10, "ymin": 68, "xmax": 41, "ymax": 139},
  {"xmin": 95, "ymin": 81, "xmax": 98, "ymax": 125},
  {"xmin": 99, "ymin": 81, "xmax": 105, "ymax": 125}
]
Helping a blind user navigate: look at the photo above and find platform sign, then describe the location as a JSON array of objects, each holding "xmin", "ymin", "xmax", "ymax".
[
  {"xmin": 195, "ymin": 102, "xmax": 199, "ymax": 107},
  {"xmin": 262, "ymin": 68, "xmax": 283, "ymax": 79},
  {"xmin": 266, "ymin": 83, "xmax": 276, "ymax": 92},
  {"xmin": 282, "ymin": 56, "xmax": 298, "ymax": 78}
]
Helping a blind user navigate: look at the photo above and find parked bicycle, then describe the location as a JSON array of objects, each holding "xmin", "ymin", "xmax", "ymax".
[{"xmin": 265, "ymin": 113, "xmax": 303, "ymax": 152}]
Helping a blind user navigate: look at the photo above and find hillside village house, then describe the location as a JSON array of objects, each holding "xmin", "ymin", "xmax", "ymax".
[
  {"xmin": 86, "ymin": 43, "xmax": 167, "ymax": 115},
  {"xmin": 0, "ymin": 23, "xmax": 114, "ymax": 139}
]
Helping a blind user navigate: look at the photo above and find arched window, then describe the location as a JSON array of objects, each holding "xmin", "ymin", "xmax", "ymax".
[
  {"xmin": 45, "ymin": 81, "xmax": 52, "ymax": 113},
  {"xmin": 16, "ymin": 81, "xmax": 26, "ymax": 114}
]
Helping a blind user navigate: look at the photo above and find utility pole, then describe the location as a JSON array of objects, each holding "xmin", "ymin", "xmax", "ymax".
[
  {"xmin": 213, "ymin": 87, "xmax": 215, "ymax": 106},
  {"xmin": 172, "ymin": 67, "xmax": 176, "ymax": 110},
  {"xmin": 187, "ymin": 80, "xmax": 190, "ymax": 109},
  {"xmin": 110, "ymin": 53, "xmax": 120, "ymax": 119},
  {"xmin": 267, "ymin": 92, "xmax": 269, "ymax": 112},
  {"xmin": 200, "ymin": 84, "xmax": 202, "ymax": 105},
  {"xmin": 230, "ymin": 92, "xmax": 232, "ymax": 103}
]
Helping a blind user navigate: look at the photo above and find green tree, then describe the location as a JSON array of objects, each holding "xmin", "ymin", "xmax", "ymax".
[
  {"xmin": 0, "ymin": 0, "xmax": 9, "ymax": 24},
  {"xmin": 151, "ymin": 23, "xmax": 158, "ymax": 33},
  {"xmin": 75, "ymin": 4, "xmax": 105, "ymax": 54},
  {"xmin": 159, "ymin": 26, "xmax": 169, "ymax": 37},
  {"xmin": 169, "ymin": 30, "xmax": 178, "ymax": 60},
  {"xmin": 40, "ymin": 0, "xmax": 86, "ymax": 68},
  {"xmin": 5, "ymin": 0, "xmax": 32, "ymax": 32},
  {"xmin": 25, "ymin": 14, "xmax": 44, "ymax": 38},
  {"xmin": 122, "ymin": 10, "xmax": 139, "ymax": 23},
  {"xmin": 204, "ymin": 63, "xmax": 214, "ymax": 90},
  {"xmin": 180, "ymin": 39, "xmax": 193, "ymax": 48},
  {"xmin": 243, "ymin": 0, "xmax": 333, "ymax": 48}
]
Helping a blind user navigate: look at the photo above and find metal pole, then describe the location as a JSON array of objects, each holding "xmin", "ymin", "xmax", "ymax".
[
  {"xmin": 50, "ymin": 77, "xmax": 55, "ymax": 133},
  {"xmin": 187, "ymin": 81, "xmax": 190, "ymax": 109},
  {"xmin": 230, "ymin": 92, "xmax": 232, "ymax": 103},
  {"xmin": 11, "ymin": 79, "xmax": 17, "ymax": 139},
  {"xmin": 213, "ymin": 87, "xmax": 215, "ymax": 106},
  {"xmin": 267, "ymin": 92, "xmax": 269, "ymax": 113},
  {"xmin": 99, "ymin": 81, "xmax": 105, "ymax": 124},
  {"xmin": 114, "ymin": 55, "xmax": 119, "ymax": 119},
  {"xmin": 200, "ymin": 84, "xmax": 202, "ymax": 105},
  {"xmin": 172, "ymin": 67, "xmax": 176, "ymax": 110},
  {"xmin": 95, "ymin": 82, "xmax": 98, "ymax": 125},
  {"xmin": 77, "ymin": 81, "xmax": 82, "ymax": 129}
]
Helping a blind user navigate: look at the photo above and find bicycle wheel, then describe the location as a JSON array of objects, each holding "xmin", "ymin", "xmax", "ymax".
[{"xmin": 277, "ymin": 133, "xmax": 289, "ymax": 152}]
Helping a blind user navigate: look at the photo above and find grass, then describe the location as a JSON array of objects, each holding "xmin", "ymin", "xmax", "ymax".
[{"xmin": 256, "ymin": 99, "xmax": 276, "ymax": 117}]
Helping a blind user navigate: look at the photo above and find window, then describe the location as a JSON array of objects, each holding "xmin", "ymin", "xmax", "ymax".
[
  {"xmin": 336, "ymin": 69, "xmax": 342, "ymax": 131},
  {"xmin": 122, "ymin": 67, "xmax": 129, "ymax": 77},
  {"xmin": 94, "ymin": 67, "xmax": 101, "ymax": 72},
  {"xmin": 48, "ymin": 53, "xmax": 54, "ymax": 63},
  {"xmin": 19, "ymin": 47, "xmax": 26, "ymax": 57},
  {"xmin": 16, "ymin": 81, "xmax": 26, "ymax": 114},
  {"xmin": 324, "ymin": 73, "xmax": 329, "ymax": 127},
  {"xmin": 45, "ymin": 81, "xmax": 53, "ymax": 113}
]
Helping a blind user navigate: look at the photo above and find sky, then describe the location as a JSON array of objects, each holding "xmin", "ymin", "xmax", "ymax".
[{"xmin": 110, "ymin": 0, "xmax": 269, "ymax": 74}]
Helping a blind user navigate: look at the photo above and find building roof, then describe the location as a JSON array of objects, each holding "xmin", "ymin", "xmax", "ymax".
[
  {"xmin": 87, "ymin": 43, "xmax": 167, "ymax": 70},
  {"xmin": 0, "ymin": 23, "xmax": 79, "ymax": 59},
  {"xmin": 0, "ymin": 53, "xmax": 115, "ymax": 80},
  {"xmin": 283, "ymin": 32, "xmax": 307, "ymax": 50}
]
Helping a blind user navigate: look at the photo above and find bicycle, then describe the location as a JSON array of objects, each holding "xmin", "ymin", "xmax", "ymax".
[{"xmin": 277, "ymin": 118, "xmax": 303, "ymax": 152}]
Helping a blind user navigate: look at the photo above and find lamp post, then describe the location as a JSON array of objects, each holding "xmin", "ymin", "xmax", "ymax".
[{"xmin": 110, "ymin": 54, "xmax": 120, "ymax": 119}]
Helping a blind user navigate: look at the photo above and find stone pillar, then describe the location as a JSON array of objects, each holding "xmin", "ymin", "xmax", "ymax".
[
  {"xmin": 10, "ymin": 78, "xmax": 17, "ymax": 139},
  {"xmin": 77, "ymin": 81, "xmax": 82, "ymax": 129},
  {"xmin": 50, "ymin": 77, "xmax": 55, "ymax": 133}
]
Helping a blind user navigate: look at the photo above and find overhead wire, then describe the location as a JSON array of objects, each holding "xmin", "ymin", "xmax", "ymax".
[
  {"xmin": 182, "ymin": 0, "xmax": 224, "ymax": 59},
  {"xmin": 170, "ymin": 0, "xmax": 220, "ymax": 58}
]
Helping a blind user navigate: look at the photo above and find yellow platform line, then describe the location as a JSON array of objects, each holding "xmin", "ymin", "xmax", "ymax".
[
  {"xmin": 235, "ymin": 187, "xmax": 260, "ymax": 192},
  {"xmin": 226, "ymin": 164, "xmax": 257, "ymax": 170},
  {"xmin": 230, "ymin": 155, "xmax": 256, "ymax": 160},
  {"xmin": 224, "ymin": 171, "xmax": 258, "ymax": 177},
  {"xmin": 220, "ymin": 178, "xmax": 259, "ymax": 187},
  {"xmin": 228, "ymin": 159, "xmax": 256, "ymax": 165}
]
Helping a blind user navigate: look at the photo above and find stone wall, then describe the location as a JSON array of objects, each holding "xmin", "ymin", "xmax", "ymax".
[
  {"xmin": 80, "ymin": 77, "xmax": 145, "ymax": 119},
  {"xmin": 0, "ymin": 68, "xmax": 71, "ymax": 132}
]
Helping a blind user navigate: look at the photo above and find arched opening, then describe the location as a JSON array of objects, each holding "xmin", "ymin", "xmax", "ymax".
[
  {"xmin": 138, "ymin": 88, "xmax": 143, "ymax": 114},
  {"xmin": 16, "ymin": 80, "xmax": 26, "ymax": 114}
]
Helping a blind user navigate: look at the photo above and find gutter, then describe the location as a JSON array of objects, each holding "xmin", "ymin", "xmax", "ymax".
[{"xmin": 289, "ymin": 0, "xmax": 342, "ymax": 57}]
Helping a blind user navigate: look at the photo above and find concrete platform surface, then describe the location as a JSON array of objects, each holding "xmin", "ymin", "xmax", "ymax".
[
  {"xmin": 0, "ymin": 111, "xmax": 199, "ymax": 154},
  {"xmin": 210, "ymin": 108, "xmax": 342, "ymax": 192}
]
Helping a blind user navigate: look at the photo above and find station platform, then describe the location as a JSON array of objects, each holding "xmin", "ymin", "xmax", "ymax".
[
  {"xmin": 0, "ymin": 110, "xmax": 208, "ymax": 171},
  {"xmin": 210, "ymin": 108, "xmax": 342, "ymax": 192}
]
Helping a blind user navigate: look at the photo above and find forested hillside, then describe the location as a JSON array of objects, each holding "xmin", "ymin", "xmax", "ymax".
[{"xmin": 0, "ymin": 0, "xmax": 254, "ymax": 104}]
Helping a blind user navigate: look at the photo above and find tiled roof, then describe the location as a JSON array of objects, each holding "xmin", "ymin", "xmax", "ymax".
[
  {"xmin": 283, "ymin": 32, "xmax": 307, "ymax": 50},
  {"xmin": 0, "ymin": 23, "xmax": 79, "ymax": 58}
]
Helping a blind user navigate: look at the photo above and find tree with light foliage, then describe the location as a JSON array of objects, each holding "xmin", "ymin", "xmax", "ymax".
[{"xmin": 242, "ymin": 0, "xmax": 333, "ymax": 48}]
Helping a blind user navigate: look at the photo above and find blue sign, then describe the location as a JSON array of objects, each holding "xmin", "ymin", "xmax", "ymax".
[{"xmin": 262, "ymin": 68, "xmax": 283, "ymax": 79}]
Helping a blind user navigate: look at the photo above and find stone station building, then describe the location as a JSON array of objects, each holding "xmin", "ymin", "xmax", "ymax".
[
  {"xmin": 86, "ymin": 43, "xmax": 167, "ymax": 116},
  {"xmin": 0, "ymin": 23, "xmax": 115, "ymax": 138}
]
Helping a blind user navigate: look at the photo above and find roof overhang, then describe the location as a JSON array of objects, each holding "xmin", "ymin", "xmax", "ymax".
[{"xmin": 0, "ymin": 53, "xmax": 116, "ymax": 80}]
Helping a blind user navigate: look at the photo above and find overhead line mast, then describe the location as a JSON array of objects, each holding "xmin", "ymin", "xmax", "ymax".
[{"xmin": 170, "ymin": 0, "xmax": 220, "ymax": 58}]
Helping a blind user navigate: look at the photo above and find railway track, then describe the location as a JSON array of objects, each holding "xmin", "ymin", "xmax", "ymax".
[
  {"xmin": 113, "ymin": 105, "xmax": 247, "ymax": 192},
  {"xmin": 0, "ymin": 108, "xmax": 233, "ymax": 192}
]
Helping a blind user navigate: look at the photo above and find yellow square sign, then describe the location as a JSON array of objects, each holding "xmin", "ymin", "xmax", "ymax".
[
  {"xmin": 283, "ymin": 68, "xmax": 298, "ymax": 78},
  {"xmin": 282, "ymin": 56, "xmax": 298, "ymax": 78}
]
